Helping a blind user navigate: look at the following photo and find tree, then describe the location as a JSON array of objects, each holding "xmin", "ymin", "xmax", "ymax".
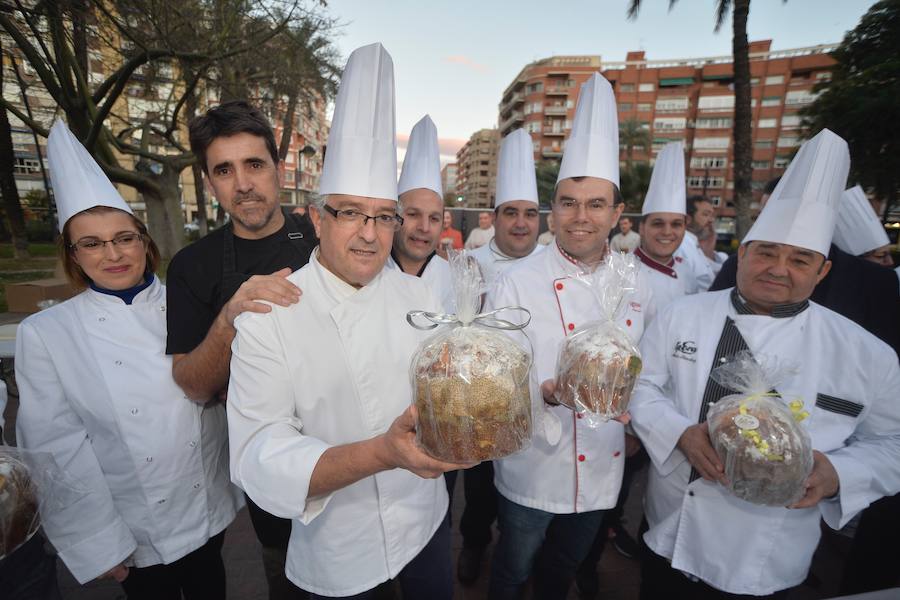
[
  {"xmin": 535, "ymin": 159, "xmax": 560, "ymax": 207},
  {"xmin": 627, "ymin": 0, "xmax": 785, "ymax": 239},
  {"xmin": 619, "ymin": 117, "xmax": 651, "ymax": 170},
  {"xmin": 619, "ymin": 161, "xmax": 652, "ymax": 213},
  {"xmin": 0, "ymin": 34, "xmax": 29, "ymax": 257},
  {"xmin": 1, "ymin": 0, "xmax": 336, "ymax": 258},
  {"xmin": 802, "ymin": 0, "xmax": 900, "ymax": 221}
]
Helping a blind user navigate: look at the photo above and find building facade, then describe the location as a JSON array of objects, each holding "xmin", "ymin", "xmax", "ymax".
[
  {"xmin": 498, "ymin": 40, "xmax": 837, "ymax": 219},
  {"xmin": 455, "ymin": 129, "xmax": 499, "ymax": 208},
  {"xmin": 441, "ymin": 162, "xmax": 458, "ymax": 197}
]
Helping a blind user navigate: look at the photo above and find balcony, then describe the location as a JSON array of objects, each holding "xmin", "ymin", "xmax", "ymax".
[
  {"xmin": 544, "ymin": 106, "xmax": 568, "ymax": 116},
  {"xmin": 542, "ymin": 147, "xmax": 563, "ymax": 158},
  {"xmin": 543, "ymin": 128, "xmax": 566, "ymax": 137},
  {"xmin": 545, "ymin": 87, "xmax": 568, "ymax": 97},
  {"xmin": 499, "ymin": 111, "xmax": 524, "ymax": 133}
]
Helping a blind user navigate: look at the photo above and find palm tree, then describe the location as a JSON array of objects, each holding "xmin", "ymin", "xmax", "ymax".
[
  {"xmin": 627, "ymin": 0, "xmax": 769, "ymax": 239},
  {"xmin": 619, "ymin": 118, "xmax": 653, "ymax": 170}
]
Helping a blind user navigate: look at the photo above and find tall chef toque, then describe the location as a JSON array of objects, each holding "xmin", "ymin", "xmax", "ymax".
[
  {"xmin": 641, "ymin": 141, "xmax": 686, "ymax": 216},
  {"xmin": 495, "ymin": 129, "xmax": 539, "ymax": 207},
  {"xmin": 47, "ymin": 121, "xmax": 133, "ymax": 232},
  {"xmin": 742, "ymin": 128, "xmax": 850, "ymax": 257},
  {"xmin": 398, "ymin": 115, "xmax": 442, "ymax": 199},
  {"xmin": 319, "ymin": 43, "xmax": 398, "ymax": 201},
  {"xmin": 557, "ymin": 73, "xmax": 620, "ymax": 188},
  {"xmin": 832, "ymin": 185, "xmax": 890, "ymax": 256}
]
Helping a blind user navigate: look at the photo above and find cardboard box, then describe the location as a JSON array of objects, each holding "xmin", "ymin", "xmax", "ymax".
[{"xmin": 5, "ymin": 278, "xmax": 78, "ymax": 313}]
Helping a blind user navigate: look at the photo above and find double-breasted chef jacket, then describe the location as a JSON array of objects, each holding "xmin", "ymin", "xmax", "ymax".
[
  {"xmin": 634, "ymin": 247, "xmax": 700, "ymax": 315},
  {"xmin": 15, "ymin": 278, "xmax": 242, "ymax": 584},
  {"xmin": 675, "ymin": 230, "xmax": 716, "ymax": 292},
  {"xmin": 470, "ymin": 238, "xmax": 544, "ymax": 289},
  {"xmin": 227, "ymin": 251, "xmax": 449, "ymax": 597},
  {"xmin": 487, "ymin": 241, "xmax": 654, "ymax": 514},
  {"xmin": 630, "ymin": 288, "xmax": 900, "ymax": 596}
]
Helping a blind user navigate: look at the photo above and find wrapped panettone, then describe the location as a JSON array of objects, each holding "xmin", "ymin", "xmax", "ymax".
[
  {"xmin": 0, "ymin": 452, "xmax": 39, "ymax": 558},
  {"xmin": 707, "ymin": 353, "xmax": 813, "ymax": 506},
  {"xmin": 409, "ymin": 251, "xmax": 534, "ymax": 462},
  {"xmin": 555, "ymin": 252, "xmax": 642, "ymax": 426}
]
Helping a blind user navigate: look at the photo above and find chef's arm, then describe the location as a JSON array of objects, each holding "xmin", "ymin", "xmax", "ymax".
[
  {"xmin": 818, "ymin": 363, "xmax": 900, "ymax": 528},
  {"xmin": 173, "ymin": 269, "xmax": 301, "ymax": 401},
  {"xmin": 629, "ymin": 308, "xmax": 694, "ymax": 476},
  {"xmin": 14, "ymin": 322, "xmax": 137, "ymax": 584}
]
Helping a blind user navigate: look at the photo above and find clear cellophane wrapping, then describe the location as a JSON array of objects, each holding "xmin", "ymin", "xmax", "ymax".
[
  {"xmin": 554, "ymin": 251, "xmax": 642, "ymax": 427},
  {"xmin": 411, "ymin": 251, "xmax": 534, "ymax": 462},
  {"xmin": 706, "ymin": 353, "xmax": 813, "ymax": 506}
]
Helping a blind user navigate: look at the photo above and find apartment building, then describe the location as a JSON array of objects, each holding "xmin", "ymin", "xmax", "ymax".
[
  {"xmin": 497, "ymin": 40, "xmax": 837, "ymax": 218},
  {"xmin": 455, "ymin": 129, "xmax": 499, "ymax": 208},
  {"xmin": 441, "ymin": 162, "xmax": 458, "ymax": 197}
]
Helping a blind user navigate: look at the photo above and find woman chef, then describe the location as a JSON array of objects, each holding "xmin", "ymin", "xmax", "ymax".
[{"xmin": 14, "ymin": 122, "xmax": 242, "ymax": 599}]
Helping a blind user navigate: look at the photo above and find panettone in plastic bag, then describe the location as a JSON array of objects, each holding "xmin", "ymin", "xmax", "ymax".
[
  {"xmin": 555, "ymin": 252, "xmax": 642, "ymax": 426},
  {"xmin": 409, "ymin": 251, "xmax": 534, "ymax": 462},
  {"xmin": 707, "ymin": 352, "xmax": 813, "ymax": 506}
]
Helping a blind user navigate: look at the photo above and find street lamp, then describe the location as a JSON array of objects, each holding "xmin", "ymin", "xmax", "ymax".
[{"xmin": 295, "ymin": 144, "xmax": 317, "ymax": 206}]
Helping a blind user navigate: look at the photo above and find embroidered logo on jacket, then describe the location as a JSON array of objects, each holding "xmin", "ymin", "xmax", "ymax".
[{"xmin": 673, "ymin": 340, "xmax": 697, "ymax": 362}]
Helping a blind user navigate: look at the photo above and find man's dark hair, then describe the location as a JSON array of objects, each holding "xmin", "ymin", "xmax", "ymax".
[
  {"xmin": 552, "ymin": 177, "xmax": 624, "ymax": 205},
  {"xmin": 763, "ymin": 177, "xmax": 781, "ymax": 196},
  {"xmin": 686, "ymin": 195, "xmax": 710, "ymax": 219},
  {"xmin": 189, "ymin": 100, "xmax": 280, "ymax": 174}
]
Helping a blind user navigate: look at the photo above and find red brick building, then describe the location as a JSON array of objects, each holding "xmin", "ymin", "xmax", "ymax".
[{"xmin": 498, "ymin": 40, "xmax": 837, "ymax": 222}]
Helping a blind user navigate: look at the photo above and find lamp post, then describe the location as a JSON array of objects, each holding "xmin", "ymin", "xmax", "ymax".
[{"xmin": 295, "ymin": 144, "xmax": 317, "ymax": 206}]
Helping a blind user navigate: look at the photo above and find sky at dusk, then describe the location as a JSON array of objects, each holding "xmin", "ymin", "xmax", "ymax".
[{"xmin": 324, "ymin": 0, "xmax": 876, "ymax": 164}]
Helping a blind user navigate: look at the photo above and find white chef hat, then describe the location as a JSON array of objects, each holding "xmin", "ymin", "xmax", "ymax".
[
  {"xmin": 47, "ymin": 121, "xmax": 133, "ymax": 232},
  {"xmin": 319, "ymin": 43, "xmax": 397, "ymax": 201},
  {"xmin": 398, "ymin": 115, "xmax": 442, "ymax": 199},
  {"xmin": 743, "ymin": 128, "xmax": 849, "ymax": 256},
  {"xmin": 641, "ymin": 141, "xmax": 685, "ymax": 216},
  {"xmin": 557, "ymin": 73, "xmax": 619, "ymax": 188},
  {"xmin": 495, "ymin": 129, "xmax": 538, "ymax": 207},
  {"xmin": 833, "ymin": 185, "xmax": 890, "ymax": 256}
]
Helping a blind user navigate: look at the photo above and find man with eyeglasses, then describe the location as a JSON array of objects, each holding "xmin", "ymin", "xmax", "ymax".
[
  {"xmin": 457, "ymin": 128, "xmax": 542, "ymax": 586},
  {"xmin": 166, "ymin": 100, "xmax": 315, "ymax": 600},
  {"xmin": 225, "ymin": 44, "xmax": 466, "ymax": 599},
  {"xmin": 486, "ymin": 73, "xmax": 653, "ymax": 600}
]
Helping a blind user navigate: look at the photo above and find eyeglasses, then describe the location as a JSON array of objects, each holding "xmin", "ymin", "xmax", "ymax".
[
  {"xmin": 554, "ymin": 199, "xmax": 615, "ymax": 217},
  {"xmin": 323, "ymin": 204, "xmax": 404, "ymax": 231},
  {"xmin": 70, "ymin": 232, "xmax": 143, "ymax": 254}
]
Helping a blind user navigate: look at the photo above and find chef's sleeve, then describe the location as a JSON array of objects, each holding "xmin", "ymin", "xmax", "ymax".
[
  {"xmin": 14, "ymin": 320, "xmax": 137, "ymax": 584},
  {"xmin": 227, "ymin": 310, "xmax": 332, "ymax": 524},
  {"xmin": 629, "ymin": 305, "xmax": 693, "ymax": 476},
  {"xmin": 820, "ymin": 357, "xmax": 900, "ymax": 529}
]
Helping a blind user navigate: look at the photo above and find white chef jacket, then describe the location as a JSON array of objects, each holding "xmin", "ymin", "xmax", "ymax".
[
  {"xmin": 630, "ymin": 289, "xmax": 900, "ymax": 595},
  {"xmin": 633, "ymin": 247, "xmax": 700, "ymax": 318},
  {"xmin": 675, "ymin": 230, "xmax": 716, "ymax": 291},
  {"xmin": 227, "ymin": 251, "xmax": 449, "ymax": 597},
  {"xmin": 470, "ymin": 238, "xmax": 543, "ymax": 289},
  {"xmin": 488, "ymin": 242, "xmax": 653, "ymax": 513},
  {"xmin": 610, "ymin": 230, "xmax": 641, "ymax": 254},
  {"xmin": 15, "ymin": 278, "xmax": 241, "ymax": 583},
  {"xmin": 465, "ymin": 226, "xmax": 495, "ymax": 249},
  {"xmin": 385, "ymin": 252, "xmax": 454, "ymax": 312}
]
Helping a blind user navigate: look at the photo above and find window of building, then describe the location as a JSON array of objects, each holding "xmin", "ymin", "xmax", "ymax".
[
  {"xmin": 765, "ymin": 75, "xmax": 784, "ymax": 85},
  {"xmin": 780, "ymin": 115, "xmax": 801, "ymax": 129},
  {"xmin": 566, "ymin": 99, "xmax": 574, "ymax": 109},
  {"xmin": 757, "ymin": 118, "xmax": 777, "ymax": 128},
  {"xmin": 14, "ymin": 157, "xmax": 41, "ymax": 174},
  {"xmin": 639, "ymin": 121, "xmax": 650, "ymax": 130},
  {"xmin": 620, "ymin": 84, "xmax": 635, "ymax": 92},
  {"xmin": 637, "ymin": 103, "xmax": 651, "ymax": 112},
  {"xmin": 785, "ymin": 90, "xmax": 816, "ymax": 105},
  {"xmin": 695, "ymin": 117, "xmax": 732, "ymax": 129},
  {"xmin": 693, "ymin": 137, "xmax": 730, "ymax": 150},
  {"xmin": 777, "ymin": 136, "xmax": 799, "ymax": 148},
  {"xmin": 755, "ymin": 140, "xmax": 774, "ymax": 149},
  {"xmin": 283, "ymin": 170, "xmax": 294, "ymax": 183},
  {"xmin": 618, "ymin": 103, "xmax": 633, "ymax": 112},
  {"xmin": 774, "ymin": 156, "xmax": 791, "ymax": 169},
  {"xmin": 655, "ymin": 97, "xmax": 689, "ymax": 112},
  {"xmin": 687, "ymin": 176, "xmax": 725, "ymax": 188},
  {"xmin": 527, "ymin": 82, "xmax": 543, "ymax": 93},
  {"xmin": 750, "ymin": 78, "xmax": 759, "ymax": 86},
  {"xmin": 690, "ymin": 156, "xmax": 727, "ymax": 169},
  {"xmin": 751, "ymin": 180, "xmax": 768, "ymax": 190},
  {"xmin": 815, "ymin": 72, "xmax": 832, "ymax": 82},
  {"xmin": 653, "ymin": 117, "xmax": 686, "ymax": 131},
  {"xmin": 752, "ymin": 160, "xmax": 771, "ymax": 169},
  {"xmin": 760, "ymin": 97, "xmax": 780, "ymax": 108},
  {"xmin": 638, "ymin": 83, "xmax": 655, "ymax": 92},
  {"xmin": 697, "ymin": 95, "xmax": 735, "ymax": 111},
  {"xmin": 708, "ymin": 195, "xmax": 722, "ymax": 206}
]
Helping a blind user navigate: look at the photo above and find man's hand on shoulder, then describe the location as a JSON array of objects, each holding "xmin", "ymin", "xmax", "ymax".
[{"xmin": 220, "ymin": 267, "xmax": 302, "ymax": 328}]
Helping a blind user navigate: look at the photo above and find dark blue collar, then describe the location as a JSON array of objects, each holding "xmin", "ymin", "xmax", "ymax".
[{"xmin": 90, "ymin": 274, "xmax": 154, "ymax": 305}]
